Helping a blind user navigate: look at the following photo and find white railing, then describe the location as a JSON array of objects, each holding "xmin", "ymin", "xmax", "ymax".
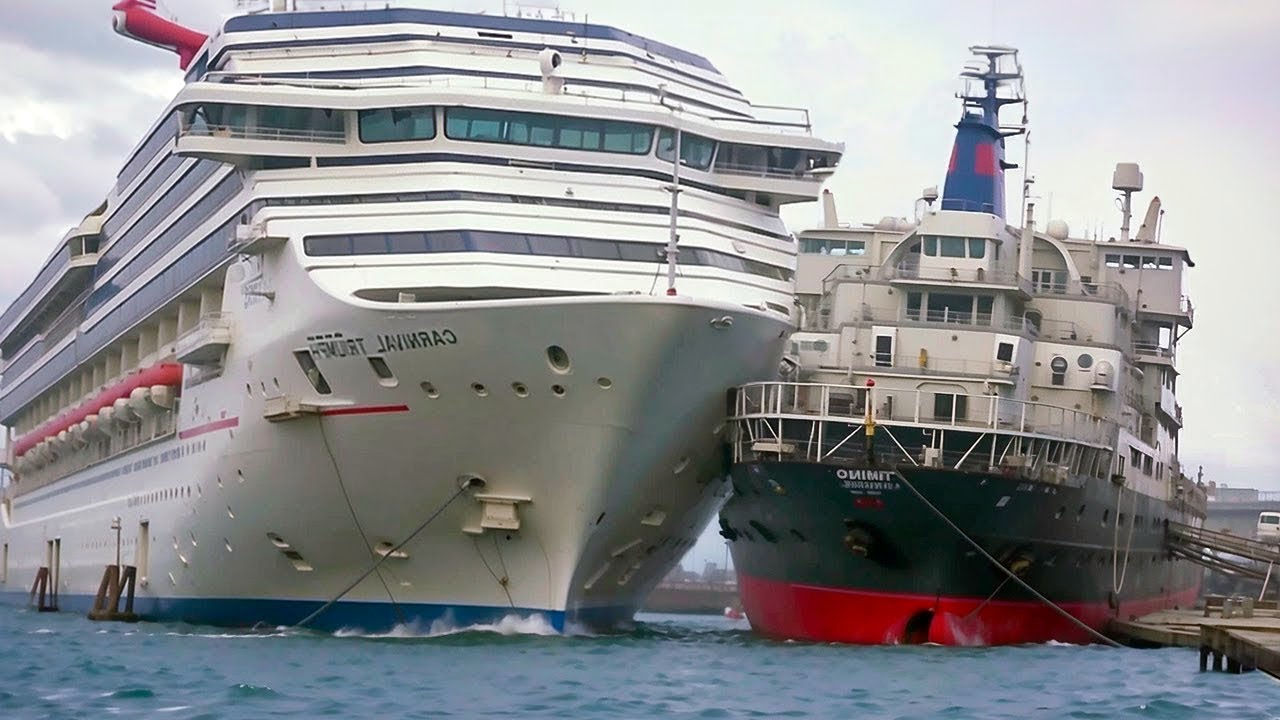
[
  {"xmin": 1133, "ymin": 342, "xmax": 1174, "ymax": 359},
  {"xmin": 180, "ymin": 122, "xmax": 347, "ymax": 144},
  {"xmin": 733, "ymin": 381, "xmax": 1114, "ymax": 447},
  {"xmin": 207, "ymin": 71, "xmax": 817, "ymax": 137},
  {"xmin": 849, "ymin": 354, "xmax": 1019, "ymax": 379},
  {"xmin": 885, "ymin": 262, "xmax": 1032, "ymax": 294},
  {"xmin": 1032, "ymin": 279, "xmax": 1129, "ymax": 306}
]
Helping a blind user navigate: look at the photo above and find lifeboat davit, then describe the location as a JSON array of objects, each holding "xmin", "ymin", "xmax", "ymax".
[
  {"xmin": 12, "ymin": 363, "xmax": 182, "ymax": 461},
  {"xmin": 111, "ymin": 0, "xmax": 208, "ymax": 70}
]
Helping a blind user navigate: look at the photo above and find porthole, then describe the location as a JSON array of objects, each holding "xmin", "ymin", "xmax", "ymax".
[
  {"xmin": 1050, "ymin": 356, "xmax": 1069, "ymax": 374},
  {"xmin": 471, "ymin": 383, "xmax": 489, "ymax": 397},
  {"xmin": 546, "ymin": 345, "xmax": 571, "ymax": 374},
  {"xmin": 596, "ymin": 377, "xmax": 613, "ymax": 390},
  {"xmin": 420, "ymin": 381, "xmax": 439, "ymax": 399},
  {"xmin": 551, "ymin": 384, "xmax": 567, "ymax": 397},
  {"xmin": 512, "ymin": 382, "xmax": 529, "ymax": 397},
  {"xmin": 1077, "ymin": 353, "xmax": 1094, "ymax": 369}
]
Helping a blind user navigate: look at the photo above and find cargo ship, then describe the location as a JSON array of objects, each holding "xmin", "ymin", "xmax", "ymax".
[{"xmin": 718, "ymin": 46, "xmax": 1206, "ymax": 645}]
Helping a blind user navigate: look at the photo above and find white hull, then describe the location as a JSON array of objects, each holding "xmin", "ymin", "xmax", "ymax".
[{"xmin": 1, "ymin": 293, "xmax": 788, "ymax": 631}]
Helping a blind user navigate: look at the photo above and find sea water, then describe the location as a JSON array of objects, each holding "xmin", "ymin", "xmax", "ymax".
[{"xmin": 1, "ymin": 605, "xmax": 1278, "ymax": 719}]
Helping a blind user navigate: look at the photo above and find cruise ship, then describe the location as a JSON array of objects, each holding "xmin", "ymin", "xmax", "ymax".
[
  {"xmin": 0, "ymin": 1, "xmax": 843, "ymax": 631},
  {"xmin": 718, "ymin": 46, "xmax": 1206, "ymax": 645}
]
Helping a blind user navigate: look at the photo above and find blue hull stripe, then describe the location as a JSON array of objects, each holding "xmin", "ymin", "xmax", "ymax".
[
  {"xmin": 0, "ymin": 590, "xmax": 568, "ymax": 634},
  {"xmin": 0, "ymin": 590, "xmax": 636, "ymax": 633}
]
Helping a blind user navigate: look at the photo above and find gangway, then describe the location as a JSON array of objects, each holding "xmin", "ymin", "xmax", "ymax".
[{"xmin": 1166, "ymin": 522, "xmax": 1280, "ymax": 586}]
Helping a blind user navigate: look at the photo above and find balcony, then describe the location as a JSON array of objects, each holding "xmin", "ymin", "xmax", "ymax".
[
  {"xmin": 885, "ymin": 263, "xmax": 1032, "ymax": 297},
  {"xmin": 1031, "ymin": 279, "xmax": 1129, "ymax": 306},
  {"xmin": 175, "ymin": 312, "xmax": 233, "ymax": 366},
  {"xmin": 176, "ymin": 117, "xmax": 347, "ymax": 163},
  {"xmin": 851, "ymin": 305, "xmax": 1039, "ymax": 337},
  {"xmin": 849, "ymin": 353, "xmax": 1019, "ymax": 384},
  {"xmin": 1133, "ymin": 341, "xmax": 1175, "ymax": 366}
]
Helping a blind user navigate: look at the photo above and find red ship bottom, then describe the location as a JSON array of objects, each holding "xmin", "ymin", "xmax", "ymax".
[{"xmin": 738, "ymin": 573, "xmax": 1200, "ymax": 645}]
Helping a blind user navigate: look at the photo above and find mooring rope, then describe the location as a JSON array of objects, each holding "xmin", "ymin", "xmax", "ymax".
[
  {"xmin": 891, "ymin": 470, "xmax": 1122, "ymax": 648},
  {"xmin": 1112, "ymin": 483, "xmax": 1138, "ymax": 595},
  {"xmin": 293, "ymin": 478, "xmax": 477, "ymax": 630}
]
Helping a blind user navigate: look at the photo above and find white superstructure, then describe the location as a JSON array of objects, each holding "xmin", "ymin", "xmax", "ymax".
[{"xmin": 0, "ymin": 5, "xmax": 842, "ymax": 631}]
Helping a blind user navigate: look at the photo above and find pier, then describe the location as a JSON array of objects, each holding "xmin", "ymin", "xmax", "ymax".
[{"xmin": 1110, "ymin": 597, "xmax": 1280, "ymax": 680}]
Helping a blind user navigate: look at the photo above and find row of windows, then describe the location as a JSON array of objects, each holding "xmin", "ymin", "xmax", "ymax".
[
  {"xmin": 180, "ymin": 101, "xmax": 835, "ymax": 179},
  {"xmin": 268, "ymin": 188, "xmax": 791, "ymax": 242},
  {"xmin": 0, "ymin": 242, "xmax": 78, "ymax": 350},
  {"xmin": 443, "ymin": 107, "xmax": 655, "ymax": 155},
  {"xmin": 800, "ymin": 238, "xmax": 866, "ymax": 256},
  {"xmin": 91, "ymin": 172, "xmax": 245, "ymax": 315},
  {"xmin": 1105, "ymin": 254, "xmax": 1175, "ymax": 270},
  {"xmin": 98, "ymin": 161, "xmax": 223, "ymax": 279},
  {"xmin": 921, "ymin": 235, "xmax": 987, "ymax": 260},
  {"xmin": 117, "ymin": 114, "xmax": 178, "ymax": 192},
  {"xmin": 103, "ymin": 155, "xmax": 186, "ymax": 241},
  {"xmin": 303, "ymin": 230, "xmax": 793, "ymax": 282}
]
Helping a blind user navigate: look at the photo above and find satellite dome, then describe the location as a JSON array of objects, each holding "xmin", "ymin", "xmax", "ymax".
[{"xmin": 1046, "ymin": 219, "xmax": 1070, "ymax": 240}]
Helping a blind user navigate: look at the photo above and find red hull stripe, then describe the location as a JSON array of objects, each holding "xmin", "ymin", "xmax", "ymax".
[
  {"xmin": 738, "ymin": 572, "xmax": 1200, "ymax": 646},
  {"xmin": 178, "ymin": 417, "xmax": 240, "ymax": 440},
  {"xmin": 319, "ymin": 404, "xmax": 411, "ymax": 417}
]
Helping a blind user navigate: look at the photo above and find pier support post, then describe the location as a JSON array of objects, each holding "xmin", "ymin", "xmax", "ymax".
[
  {"xmin": 1200, "ymin": 646, "xmax": 1210, "ymax": 672},
  {"xmin": 1212, "ymin": 651, "xmax": 1223, "ymax": 672}
]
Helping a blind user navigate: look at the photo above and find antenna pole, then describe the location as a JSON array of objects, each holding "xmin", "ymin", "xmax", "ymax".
[{"xmin": 665, "ymin": 124, "xmax": 682, "ymax": 296}]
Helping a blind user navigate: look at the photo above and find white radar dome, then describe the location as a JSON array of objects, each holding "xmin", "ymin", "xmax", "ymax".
[{"xmin": 1046, "ymin": 220, "xmax": 1070, "ymax": 240}]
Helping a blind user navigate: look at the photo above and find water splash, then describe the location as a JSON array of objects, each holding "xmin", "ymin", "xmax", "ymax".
[{"xmin": 333, "ymin": 612, "xmax": 560, "ymax": 639}]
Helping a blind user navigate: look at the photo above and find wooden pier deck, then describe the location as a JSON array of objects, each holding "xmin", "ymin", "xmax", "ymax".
[{"xmin": 1108, "ymin": 596, "xmax": 1280, "ymax": 679}]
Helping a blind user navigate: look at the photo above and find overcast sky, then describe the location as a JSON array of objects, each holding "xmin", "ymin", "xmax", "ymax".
[{"xmin": 2, "ymin": 1, "xmax": 1278, "ymax": 569}]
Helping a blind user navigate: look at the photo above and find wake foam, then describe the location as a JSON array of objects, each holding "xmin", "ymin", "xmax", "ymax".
[{"xmin": 333, "ymin": 612, "xmax": 560, "ymax": 639}]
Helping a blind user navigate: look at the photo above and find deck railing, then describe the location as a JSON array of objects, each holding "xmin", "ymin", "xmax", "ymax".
[{"xmin": 732, "ymin": 381, "xmax": 1114, "ymax": 447}]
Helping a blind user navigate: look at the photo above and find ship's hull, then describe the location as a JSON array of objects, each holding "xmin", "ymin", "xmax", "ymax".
[
  {"xmin": 1, "ymin": 294, "xmax": 787, "ymax": 633},
  {"xmin": 721, "ymin": 461, "xmax": 1202, "ymax": 645}
]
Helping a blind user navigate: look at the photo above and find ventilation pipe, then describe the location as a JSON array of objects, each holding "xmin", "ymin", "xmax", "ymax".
[
  {"xmin": 821, "ymin": 189, "xmax": 839, "ymax": 229},
  {"xmin": 1018, "ymin": 201, "xmax": 1035, "ymax": 281}
]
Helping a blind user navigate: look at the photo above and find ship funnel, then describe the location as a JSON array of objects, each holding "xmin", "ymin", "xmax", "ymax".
[
  {"xmin": 1134, "ymin": 196, "xmax": 1162, "ymax": 244},
  {"xmin": 939, "ymin": 46, "xmax": 1027, "ymax": 219},
  {"xmin": 111, "ymin": 0, "xmax": 209, "ymax": 70}
]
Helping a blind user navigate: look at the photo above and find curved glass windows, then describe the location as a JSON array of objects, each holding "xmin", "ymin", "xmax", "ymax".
[
  {"xmin": 303, "ymin": 230, "xmax": 791, "ymax": 282},
  {"xmin": 444, "ymin": 108, "xmax": 654, "ymax": 155},
  {"xmin": 656, "ymin": 129, "xmax": 715, "ymax": 170},
  {"xmin": 358, "ymin": 107, "xmax": 436, "ymax": 143}
]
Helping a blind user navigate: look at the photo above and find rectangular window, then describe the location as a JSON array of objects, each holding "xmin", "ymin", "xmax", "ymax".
[
  {"xmin": 1157, "ymin": 256, "xmax": 1173, "ymax": 269},
  {"xmin": 1143, "ymin": 455, "xmax": 1154, "ymax": 475},
  {"xmin": 996, "ymin": 341, "xmax": 1014, "ymax": 362},
  {"xmin": 1142, "ymin": 256, "xmax": 1160, "ymax": 270},
  {"xmin": 933, "ymin": 393, "xmax": 968, "ymax": 421},
  {"xmin": 926, "ymin": 293, "xmax": 974, "ymax": 324},
  {"xmin": 923, "ymin": 236, "xmax": 938, "ymax": 256},
  {"xmin": 1122, "ymin": 255, "xmax": 1140, "ymax": 269},
  {"xmin": 976, "ymin": 296, "xmax": 994, "ymax": 319},
  {"xmin": 968, "ymin": 238, "xmax": 986, "ymax": 259},
  {"xmin": 906, "ymin": 292, "xmax": 922, "ymax": 320},
  {"xmin": 657, "ymin": 128, "xmax": 716, "ymax": 170},
  {"xmin": 1262, "ymin": 516, "xmax": 1280, "ymax": 525},
  {"xmin": 1105, "ymin": 254, "xmax": 1121, "ymax": 268},
  {"xmin": 874, "ymin": 334, "xmax": 893, "ymax": 367},
  {"xmin": 358, "ymin": 107, "xmax": 436, "ymax": 143},
  {"xmin": 294, "ymin": 350, "xmax": 332, "ymax": 395},
  {"xmin": 940, "ymin": 237, "xmax": 966, "ymax": 257}
]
